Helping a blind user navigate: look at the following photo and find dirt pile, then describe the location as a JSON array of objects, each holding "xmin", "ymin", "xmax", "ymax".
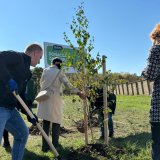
[
  {"xmin": 74, "ymin": 117, "xmax": 99, "ymax": 133},
  {"xmin": 65, "ymin": 144, "xmax": 129, "ymax": 160},
  {"xmin": 29, "ymin": 122, "xmax": 75, "ymax": 136}
]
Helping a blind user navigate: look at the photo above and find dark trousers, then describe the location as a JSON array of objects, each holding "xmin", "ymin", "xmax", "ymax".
[
  {"xmin": 3, "ymin": 129, "xmax": 10, "ymax": 144},
  {"xmin": 151, "ymin": 122, "xmax": 160, "ymax": 160},
  {"xmin": 42, "ymin": 120, "xmax": 60, "ymax": 151},
  {"xmin": 99, "ymin": 111, "xmax": 114, "ymax": 138}
]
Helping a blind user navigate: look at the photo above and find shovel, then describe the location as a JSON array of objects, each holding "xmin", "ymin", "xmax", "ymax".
[{"xmin": 13, "ymin": 91, "xmax": 64, "ymax": 160}]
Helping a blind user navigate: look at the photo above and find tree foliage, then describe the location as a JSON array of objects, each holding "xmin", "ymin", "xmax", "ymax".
[
  {"xmin": 31, "ymin": 67, "xmax": 43, "ymax": 93},
  {"xmin": 63, "ymin": 3, "xmax": 102, "ymax": 91},
  {"xmin": 109, "ymin": 72, "xmax": 143, "ymax": 84}
]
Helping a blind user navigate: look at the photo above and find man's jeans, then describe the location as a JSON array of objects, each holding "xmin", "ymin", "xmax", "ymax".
[
  {"xmin": 99, "ymin": 111, "xmax": 113, "ymax": 138},
  {"xmin": 0, "ymin": 107, "xmax": 29, "ymax": 160},
  {"xmin": 151, "ymin": 122, "xmax": 160, "ymax": 160}
]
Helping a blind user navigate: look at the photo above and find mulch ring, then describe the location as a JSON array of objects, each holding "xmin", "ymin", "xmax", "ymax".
[
  {"xmin": 64, "ymin": 143, "xmax": 130, "ymax": 160},
  {"xmin": 79, "ymin": 143, "xmax": 129, "ymax": 156},
  {"xmin": 29, "ymin": 121, "xmax": 76, "ymax": 136}
]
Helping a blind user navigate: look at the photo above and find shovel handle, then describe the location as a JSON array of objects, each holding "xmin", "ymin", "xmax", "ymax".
[{"xmin": 13, "ymin": 91, "xmax": 60, "ymax": 158}]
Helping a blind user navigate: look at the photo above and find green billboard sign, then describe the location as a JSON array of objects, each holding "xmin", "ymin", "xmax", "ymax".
[{"xmin": 44, "ymin": 42, "xmax": 79, "ymax": 73}]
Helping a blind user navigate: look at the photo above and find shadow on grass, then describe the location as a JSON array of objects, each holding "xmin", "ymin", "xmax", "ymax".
[
  {"xmin": 111, "ymin": 132, "xmax": 151, "ymax": 147},
  {"xmin": 109, "ymin": 132, "xmax": 151, "ymax": 157},
  {"xmin": 24, "ymin": 149, "xmax": 51, "ymax": 160}
]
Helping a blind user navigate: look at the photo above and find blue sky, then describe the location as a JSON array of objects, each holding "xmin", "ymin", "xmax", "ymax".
[{"xmin": 0, "ymin": 0, "xmax": 160, "ymax": 76}]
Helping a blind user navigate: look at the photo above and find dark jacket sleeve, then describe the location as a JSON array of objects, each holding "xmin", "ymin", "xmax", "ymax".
[
  {"xmin": 108, "ymin": 93, "xmax": 116, "ymax": 114},
  {"xmin": 142, "ymin": 46, "xmax": 160, "ymax": 81},
  {"xmin": 0, "ymin": 51, "xmax": 22, "ymax": 84},
  {"xmin": 16, "ymin": 74, "xmax": 32, "ymax": 115},
  {"xmin": 16, "ymin": 81, "xmax": 28, "ymax": 114}
]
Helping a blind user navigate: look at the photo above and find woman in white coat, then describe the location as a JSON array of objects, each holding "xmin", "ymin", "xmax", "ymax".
[{"xmin": 37, "ymin": 57, "xmax": 84, "ymax": 152}]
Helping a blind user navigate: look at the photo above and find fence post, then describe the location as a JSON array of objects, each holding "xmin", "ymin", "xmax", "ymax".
[
  {"xmin": 126, "ymin": 82, "xmax": 129, "ymax": 95},
  {"xmin": 115, "ymin": 86, "xmax": 118, "ymax": 95},
  {"xmin": 118, "ymin": 84, "xmax": 120, "ymax": 95},
  {"xmin": 135, "ymin": 82, "xmax": 139, "ymax": 95},
  {"xmin": 141, "ymin": 81, "xmax": 144, "ymax": 95},
  {"xmin": 122, "ymin": 84, "xmax": 124, "ymax": 95},
  {"xmin": 131, "ymin": 83, "xmax": 134, "ymax": 95}
]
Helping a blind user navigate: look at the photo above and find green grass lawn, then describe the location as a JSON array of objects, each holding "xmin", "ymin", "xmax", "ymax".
[{"xmin": 0, "ymin": 95, "xmax": 152, "ymax": 160}]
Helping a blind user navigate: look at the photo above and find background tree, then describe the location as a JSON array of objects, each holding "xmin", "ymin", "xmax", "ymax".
[
  {"xmin": 109, "ymin": 72, "xmax": 143, "ymax": 84},
  {"xmin": 31, "ymin": 67, "xmax": 43, "ymax": 94}
]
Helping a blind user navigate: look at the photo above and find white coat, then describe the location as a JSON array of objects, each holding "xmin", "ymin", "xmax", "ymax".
[{"xmin": 37, "ymin": 65, "xmax": 79, "ymax": 124}]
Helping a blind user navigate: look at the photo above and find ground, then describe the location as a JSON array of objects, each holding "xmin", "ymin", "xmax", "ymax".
[{"xmin": 0, "ymin": 95, "xmax": 151, "ymax": 160}]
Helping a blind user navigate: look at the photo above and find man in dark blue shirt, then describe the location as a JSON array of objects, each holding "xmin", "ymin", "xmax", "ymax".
[{"xmin": 0, "ymin": 43, "xmax": 43, "ymax": 160}]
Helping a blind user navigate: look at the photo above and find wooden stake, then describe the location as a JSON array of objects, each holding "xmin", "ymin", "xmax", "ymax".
[
  {"xmin": 82, "ymin": 63, "xmax": 89, "ymax": 145},
  {"xmin": 102, "ymin": 55, "xmax": 108, "ymax": 145}
]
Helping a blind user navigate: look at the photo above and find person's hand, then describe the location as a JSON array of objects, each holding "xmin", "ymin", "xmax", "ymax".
[
  {"xmin": 77, "ymin": 91, "xmax": 86, "ymax": 100},
  {"xmin": 8, "ymin": 79, "xmax": 18, "ymax": 92},
  {"xmin": 27, "ymin": 114, "xmax": 38, "ymax": 126}
]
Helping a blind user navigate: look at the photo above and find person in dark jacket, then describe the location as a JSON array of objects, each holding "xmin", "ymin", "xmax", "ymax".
[
  {"xmin": 101, "ymin": 89, "xmax": 116, "ymax": 138},
  {"xmin": 142, "ymin": 23, "xmax": 160, "ymax": 160},
  {"xmin": 2, "ymin": 74, "xmax": 37, "ymax": 151},
  {"xmin": 0, "ymin": 43, "xmax": 43, "ymax": 160},
  {"xmin": 89, "ymin": 87, "xmax": 116, "ymax": 139}
]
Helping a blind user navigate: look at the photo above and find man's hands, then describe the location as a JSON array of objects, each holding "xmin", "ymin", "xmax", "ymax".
[
  {"xmin": 8, "ymin": 79, "xmax": 18, "ymax": 92},
  {"xmin": 27, "ymin": 114, "xmax": 38, "ymax": 126}
]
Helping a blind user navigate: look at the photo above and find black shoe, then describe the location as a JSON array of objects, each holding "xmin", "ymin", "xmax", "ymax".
[
  {"xmin": 56, "ymin": 144, "xmax": 63, "ymax": 152},
  {"xmin": 99, "ymin": 136, "xmax": 104, "ymax": 140},
  {"xmin": 3, "ymin": 142, "xmax": 11, "ymax": 152},
  {"xmin": 109, "ymin": 132, "xmax": 114, "ymax": 138},
  {"xmin": 42, "ymin": 148, "xmax": 50, "ymax": 152}
]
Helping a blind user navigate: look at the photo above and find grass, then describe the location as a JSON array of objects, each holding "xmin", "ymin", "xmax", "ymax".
[{"xmin": 0, "ymin": 95, "xmax": 152, "ymax": 160}]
